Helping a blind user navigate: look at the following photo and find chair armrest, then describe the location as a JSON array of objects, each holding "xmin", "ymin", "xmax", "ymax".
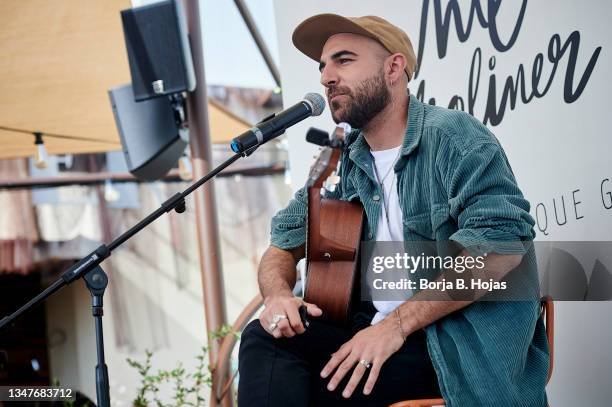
[
  {"xmin": 214, "ymin": 293, "xmax": 264, "ymax": 401},
  {"xmin": 541, "ymin": 295, "xmax": 554, "ymax": 384}
]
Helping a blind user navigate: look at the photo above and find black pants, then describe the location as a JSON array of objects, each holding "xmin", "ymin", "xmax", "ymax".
[{"xmin": 237, "ymin": 304, "xmax": 440, "ymax": 406}]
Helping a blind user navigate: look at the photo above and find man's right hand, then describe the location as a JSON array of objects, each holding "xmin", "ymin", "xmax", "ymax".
[{"xmin": 260, "ymin": 294, "xmax": 323, "ymax": 338}]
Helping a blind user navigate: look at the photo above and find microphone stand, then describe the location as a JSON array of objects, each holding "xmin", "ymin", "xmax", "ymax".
[{"xmin": 0, "ymin": 145, "xmax": 260, "ymax": 407}]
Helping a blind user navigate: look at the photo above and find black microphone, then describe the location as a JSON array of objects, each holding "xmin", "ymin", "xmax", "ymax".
[
  {"xmin": 306, "ymin": 126, "xmax": 347, "ymax": 149},
  {"xmin": 230, "ymin": 93, "xmax": 326, "ymax": 153},
  {"xmin": 306, "ymin": 127, "xmax": 330, "ymax": 146}
]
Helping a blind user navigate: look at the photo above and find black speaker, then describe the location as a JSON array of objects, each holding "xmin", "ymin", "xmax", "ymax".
[
  {"xmin": 108, "ymin": 84, "xmax": 188, "ymax": 180},
  {"xmin": 120, "ymin": 0, "xmax": 196, "ymax": 101}
]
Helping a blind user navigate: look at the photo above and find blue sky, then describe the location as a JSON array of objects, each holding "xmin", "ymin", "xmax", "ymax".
[{"xmin": 200, "ymin": 0, "xmax": 280, "ymax": 89}]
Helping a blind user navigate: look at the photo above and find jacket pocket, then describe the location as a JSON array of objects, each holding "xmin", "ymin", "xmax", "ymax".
[{"xmin": 403, "ymin": 213, "xmax": 434, "ymax": 240}]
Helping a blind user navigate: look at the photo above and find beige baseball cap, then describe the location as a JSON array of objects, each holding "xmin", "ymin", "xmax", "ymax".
[{"xmin": 292, "ymin": 13, "xmax": 417, "ymax": 81}]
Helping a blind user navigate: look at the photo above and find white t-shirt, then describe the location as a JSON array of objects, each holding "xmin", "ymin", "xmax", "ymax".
[{"xmin": 369, "ymin": 146, "xmax": 412, "ymax": 324}]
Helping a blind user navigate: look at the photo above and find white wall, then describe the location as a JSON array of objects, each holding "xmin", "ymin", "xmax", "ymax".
[{"xmin": 273, "ymin": 1, "xmax": 612, "ymax": 405}]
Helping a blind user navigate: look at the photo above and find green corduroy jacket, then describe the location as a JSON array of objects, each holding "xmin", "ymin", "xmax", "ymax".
[{"xmin": 269, "ymin": 93, "xmax": 549, "ymax": 406}]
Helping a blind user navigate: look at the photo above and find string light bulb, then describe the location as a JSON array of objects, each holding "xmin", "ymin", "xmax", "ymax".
[
  {"xmin": 33, "ymin": 132, "xmax": 48, "ymax": 169},
  {"xmin": 178, "ymin": 153, "xmax": 193, "ymax": 181}
]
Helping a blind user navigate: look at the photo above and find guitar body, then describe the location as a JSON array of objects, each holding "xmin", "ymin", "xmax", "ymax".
[
  {"xmin": 302, "ymin": 123, "xmax": 364, "ymax": 326},
  {"xmin": 304, "ymin": 191, "xmax": 365, "ymax": 326}
]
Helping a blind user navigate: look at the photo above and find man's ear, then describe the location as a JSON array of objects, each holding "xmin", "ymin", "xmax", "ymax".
[{"xmin": 387, "ymin": 52, "xmax": 407, "ymax": 84}]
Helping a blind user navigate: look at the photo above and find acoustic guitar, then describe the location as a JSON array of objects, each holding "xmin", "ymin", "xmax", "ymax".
[{"xmin": 304, "ymin": 124, "xmax": 365, "ymax": 326}]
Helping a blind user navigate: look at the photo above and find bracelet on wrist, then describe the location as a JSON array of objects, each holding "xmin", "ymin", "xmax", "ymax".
[{"xmin": 394, "ymin": 308, "xmax": 407, "ymax": 342}]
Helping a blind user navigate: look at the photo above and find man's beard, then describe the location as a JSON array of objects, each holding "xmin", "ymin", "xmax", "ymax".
[{"xmin": 328, "ymin": 71, "xmax": 391, "ymax": 129}]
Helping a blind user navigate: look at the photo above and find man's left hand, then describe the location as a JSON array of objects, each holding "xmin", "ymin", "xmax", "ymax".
[{"xmin": 320, "ymin": 317, "xmax": 405, "ymax": 398}]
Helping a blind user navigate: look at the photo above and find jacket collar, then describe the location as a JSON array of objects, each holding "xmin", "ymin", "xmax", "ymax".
[
  {"xmin": 346, "ymin": 92, "xmax": 425, "ymax": 170},
  {"xmin": 400, "ymin": 93, "xmax": 424, "ymax": 158}
]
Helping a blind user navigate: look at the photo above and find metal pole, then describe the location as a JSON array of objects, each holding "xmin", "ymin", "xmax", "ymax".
[
  {"xmin": 183, "ymin": 1, "xmax": 231, "ymax": 406},
  {"xmin": 233, "ymin": 0, "xmax": 281, "ymax": 87}
]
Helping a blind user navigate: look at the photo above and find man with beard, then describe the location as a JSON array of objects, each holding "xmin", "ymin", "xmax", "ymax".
[{"xmin": 237, "ymin": 14, "xmax": 549, "ymax": 407}]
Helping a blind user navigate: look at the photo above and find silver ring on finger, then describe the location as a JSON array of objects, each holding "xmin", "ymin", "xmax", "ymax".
[
  {"xmin": 359, "ymin": 359, "xmax": 372, "ymax": 369},
  {"xmin": 268, "ymin": 322, "xmax": 278, "ymax": 332},
  {"xmin": 272, "ymin": 313, "xmax": 287, "ymax": 324}
]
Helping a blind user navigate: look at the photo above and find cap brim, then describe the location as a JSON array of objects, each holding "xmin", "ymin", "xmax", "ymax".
[{"xmin": 292, "ymin": 13, "xmax": 377, "ymax": 62}]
